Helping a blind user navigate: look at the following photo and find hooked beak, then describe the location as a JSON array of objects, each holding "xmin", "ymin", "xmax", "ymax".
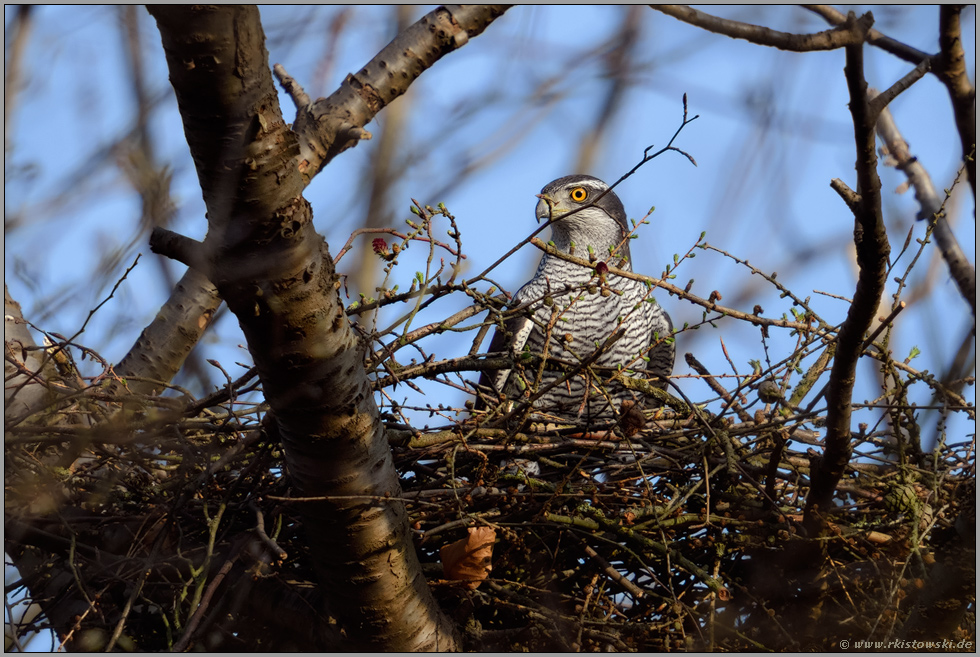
[{"xmin": 535, "ymin": 194, "xmax": 554, "ymax": 224}]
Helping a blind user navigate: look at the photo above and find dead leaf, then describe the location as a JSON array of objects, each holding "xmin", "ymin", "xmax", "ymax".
[
  {"xmin": 440, "ymin": 526, "xmax": 495, "ymax": 589},
  {"xmin": 618, "ymin": 399, "xmax": 646, "ymax": 437}
]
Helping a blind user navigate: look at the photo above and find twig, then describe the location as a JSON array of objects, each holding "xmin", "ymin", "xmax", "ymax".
[
  {"xmin": 332, "ymin": 226, "xmax": 464, "ymax": 264},
  {"xmin": 803, "ymin": 5, "xmax": 933, "ymax": 64},
  {"xmin": 171, "ymin": 557, "xmax": 237, "ymax": 652},
  {"xmin": 702, "ymin": 243, "xmax": 829, "ymax": 329},
  {"xmin": 466, "ymin": 98, "xmax": 698, "ymax": 288},
  {"xmin": 67, "ymin": 255, "xmax": 142, "ymax": 344},
  {"xmin": 272, "ymin": 63, "xmax": 311, "ymax": 110},
  {"xmin": 3, "ymin": 594, "xmax": 27, "ymax": 652},
  {"xmin": 252, "ymin": 503, "xmax": 287, "ymax": 561},
  {"xmin": 149, "ymin": 227, "xmax": 207, "ymax": 271},
  {"xmin": 830, "ymin": 179, "xmax": 862, "ymax": 214},
  {"xmin": 654, "ymin": 5, "xmax": 873, "ymax": 51},
  {"xmin": 105, "ymin": 569, "xmax": 149, "ymax": 652},
  {"xmin": 281, "ymin": 5, "xmax": 511, "ymax": 184},
  {"xmin": 685, "ymin": 353, "xmax": 751, "ymax": 423},
  {"xmin": 862, "ymin": 302, "xmax": 906, "ymax": 351},
  {"xmin": 530, "ymin": 237, "xmax": 818, "ymax": 334},
  {"xmin": 573, "ymin": 535, "xmax": 646, "ymax": 600},
  {"xmin": 867, "ymin": 58, "xmax": 932, "ymax": 119},
  {"xmin": 872, "ymin": 97, "xmax": 975, "ymax": 315}
]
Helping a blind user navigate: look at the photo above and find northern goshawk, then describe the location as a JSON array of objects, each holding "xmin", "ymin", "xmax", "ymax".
[{"xmin": 477, "ymin": 175, "xmax": 674, "ymax": 423}]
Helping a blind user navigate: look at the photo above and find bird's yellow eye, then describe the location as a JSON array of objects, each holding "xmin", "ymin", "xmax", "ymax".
[{"xmin": 569, "ymin": 187, "xmax": 588, "ymax": 202}]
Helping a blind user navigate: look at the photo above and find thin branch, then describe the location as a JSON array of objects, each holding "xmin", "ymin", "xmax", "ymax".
[
  {"xmin": 803, "ymin": 5, "xmax": 933, "ymax": 64},
  {"xmin": 71, "ymin": 255, "xmax": 142, "ymax": 342},
  {"xmin": 171, "ymin": 557, "xmax": 237, "ymax": 652},
  {"xmin": 573, "ymin": 535, "xmax": 647, "ymax": 600},
  {"xmin": 862, "ymin": 301, "xmax": 906, "ymax": 351},
  {"xmin": 684, "ymin": 353, "xmax": 752, "ymax": 423},
  {"xmin": 830, "ymin": 179, "xmax": 862, "ymax": 214},
  {"xmin": 464, "ymin": 100, "xmax": 698, "ymax": 290},
  {"xmin": 937, "ymin": 5, "xmax": 976, "ymax": 196},
  {"xmin": 272, "ymin": 63, "xmax": 311, "ymax": 109},
  {"xmin": 282, "ymin": 5, "xmax": 511, "ymax": 185},
  {"xmin": 104, "ymin": 570, "xmax": 148, "ymax": 652},
  {"xmin": 252, "ymin": 503, "xmax": 287, "ymax": 561},
  {"xmin": 873, "ymin": 96, "xmax": 976, "ymax": 315},
  {"xmin": 148, "ymin": 226, "xmax": 207, "ymax": 272},
  {"xmin": 3, "ymin": 5, "xmax": 33, "ymax": 145},
  {"xmin": 867, "ymin": 58, "xmax": 933, "ymax": 119},
  {"xmin": 529, "ymin": 238, "xmax": 818, "ymax": 334},
  {"xmin": 332, "ymin": 226, "xmax": 463, "ymax": 265},
  {"xmin": 653, "ymin": 5, "xmax": 873, "ymax": 52}
]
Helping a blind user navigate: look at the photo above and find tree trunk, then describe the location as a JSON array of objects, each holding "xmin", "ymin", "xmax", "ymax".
[{"xmin": 147, "ymin": 5, "xmax": 456, "ymax": 650}]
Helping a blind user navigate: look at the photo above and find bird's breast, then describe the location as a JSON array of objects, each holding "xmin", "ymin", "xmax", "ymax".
[{"xmin": 518, "ymin": 266, "xmax": 661, "ymax": 368}]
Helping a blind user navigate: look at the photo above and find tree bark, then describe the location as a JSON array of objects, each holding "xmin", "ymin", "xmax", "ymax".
[
  {"xmin": 114, "ymin": 269, "xmax": 221, "ymax": 395},
  {"xmin": 147, "ymin": 6, "xmax": 456, "ymax": 650}
]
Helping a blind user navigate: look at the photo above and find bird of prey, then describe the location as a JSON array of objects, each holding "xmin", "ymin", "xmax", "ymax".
[{"xmin": 477, "ymin": 175, "xmax": 674, "ymax": 423}]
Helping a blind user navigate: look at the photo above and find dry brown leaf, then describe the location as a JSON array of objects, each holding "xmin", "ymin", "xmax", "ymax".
[
  {"xmin": 618, "ymin": 399, "xmax": 646, "ymax": 437},
  {"xmin": 440, "ymin": 526, "xmax": 496, "ymax": 589}
]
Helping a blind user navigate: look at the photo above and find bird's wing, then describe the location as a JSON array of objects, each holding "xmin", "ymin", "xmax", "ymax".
[
  {"xmin": 475, "ymin": 288, "xmax": 536, "ymax": 411},
  {"xmin": 645, "ymin": 305, "xmax": 675, "ymax": 391}
]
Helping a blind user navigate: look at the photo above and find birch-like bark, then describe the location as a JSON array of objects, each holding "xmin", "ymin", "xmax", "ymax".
[{"xmin": 148, "ymin": 6, "xmax": 457, "ymax": 649}]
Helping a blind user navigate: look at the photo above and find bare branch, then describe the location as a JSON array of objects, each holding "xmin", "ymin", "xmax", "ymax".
[
  {"xmin": 148, "ymin": 227, "xmax": 207, "ymax": 272},
  {"xmin": 937, "ymin": 5, "xmax": 976, "ymax": 196},
  {"xmin": 114, "ymin": 269, "xmax": 222, "ymax": 395},
  {"xmin": 4, "ymin": 6, "xmax": 33, "ymax": 145},
  {"xmin": 653, "ymin": 5, "xmax": 873, "ymax": 52},
  {"xmin": 286, "ymin": 5, "xmax": 511, "ymax": 184},
  {"xmin": 529, "ymin": 238, "xmax": 818, "ymax": 334},
  {"xmin": 808, "ymin": 2, "xmax": 975, "ymax": 195},
  {"xmin": 273, "ymin": 62, "xmax": 311, "ymax": 110},
  {"xmin": 829, "ymin": 178, "xmax": 862, "ymax": 214},
  {"xmin": 867, "ymin": 58, "xmax": 933, "ymax": 119},
  {"xmin": 805, "ymin": 42, "xmax": 890, "ymax": 530},
  {"xmin": 804, "ymin": 5, "xmax": 933, "ymax": 64},
  {"xmin": 873, "ymin": 96, "xmax": 976, "ymax": 315}
]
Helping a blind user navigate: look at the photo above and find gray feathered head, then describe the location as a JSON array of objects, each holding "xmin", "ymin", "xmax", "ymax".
[{"xmin": 534, "ymin": 175, "xmax": 630, "ymax": 258}]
